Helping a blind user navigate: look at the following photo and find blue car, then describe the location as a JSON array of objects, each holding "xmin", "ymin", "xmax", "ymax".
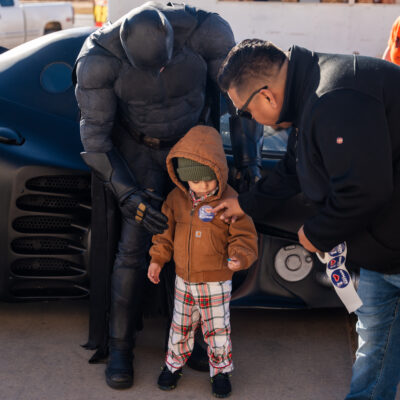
[{"xmin": 0, "ymin": 27, "xmax": 343, "ymax": 309}]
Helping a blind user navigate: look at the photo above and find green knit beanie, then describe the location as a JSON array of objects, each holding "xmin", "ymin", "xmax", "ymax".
[{"xmin": 176, "ymin": 158, "xmax": 216, "ymax": 182}]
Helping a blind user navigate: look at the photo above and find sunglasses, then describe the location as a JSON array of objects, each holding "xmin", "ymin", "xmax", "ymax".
[{"xmin": 236, "ymin": 85, "xmax": 268, "ymax": 120}]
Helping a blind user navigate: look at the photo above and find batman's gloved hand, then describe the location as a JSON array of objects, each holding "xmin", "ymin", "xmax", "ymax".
[
  {"xmin": 228, "ymin": 109, "xmax": 264, "ymax": 193},
  {"xmin": 120, "ymin": 189, "xmax": 168, "ymax": 234},
  {"xmin": 233, "ymin": 164, "xmax": 261, "ymax": 193},
  {"xmin": 81, "ymin": 149, "xmax": 168, "ymax": 234}
]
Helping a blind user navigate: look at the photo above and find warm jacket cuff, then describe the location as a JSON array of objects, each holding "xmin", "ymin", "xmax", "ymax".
[
  {"xmin": 237, "ymin": 191, "xmax": 257, "ymax": 218},
  {"xmin": 149, "ymin": 257, "xmax": 166, "ymax": 269},
  {"xmin": 303, "ymin": 223, "xmax": 336, "ymax": 253},
  {"xmin": 229, "ymin": 248, "xmax": 256, "ymax": 270}
]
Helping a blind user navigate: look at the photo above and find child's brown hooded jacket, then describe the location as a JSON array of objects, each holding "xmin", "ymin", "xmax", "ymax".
[{"xmin": 149, "ymin": 125, "xmax": 258, "ymax": 283}]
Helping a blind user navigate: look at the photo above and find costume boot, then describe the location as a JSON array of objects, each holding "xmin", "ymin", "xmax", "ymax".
[
  {"xmin": 105, "ymin": 338, "xmax": 134, "ymax": 389},
  {"xmin": 105, "ymin": 267, "xmax": 146, "ymax": 389},
  {"xmin": 187, "ymin": 326, "xmax": 209, "ymax": 372}
]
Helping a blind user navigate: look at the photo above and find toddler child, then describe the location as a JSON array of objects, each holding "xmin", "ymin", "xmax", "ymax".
[{"xmin": 148, "ymin": 125, "xmax": 258, "ymax": 398}]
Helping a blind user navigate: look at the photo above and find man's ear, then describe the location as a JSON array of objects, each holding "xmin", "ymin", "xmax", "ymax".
[{"xmin": 260, "ymin": 88, "xmax": 277, "ymax": 108}]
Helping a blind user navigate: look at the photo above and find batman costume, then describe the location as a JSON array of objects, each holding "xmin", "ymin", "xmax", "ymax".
[{"xmin": 74, "ymin": 1, "xmax": 263, "ymax": 389}]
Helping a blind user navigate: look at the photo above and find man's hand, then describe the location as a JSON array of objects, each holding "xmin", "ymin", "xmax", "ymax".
[
  {"xmin": 120, "ymin": 190, "xmax": 168, "ymax": 234},
  {"xmin": 298, "ymin": 225, "xmax": 320, "ymax": 253},
  {"xmin": 227, "ymin": 257, "xmax": 241, "ymax": 271},
  {"xmin": 234, "ymin": 165, "xmax": 261, "ymax": 193},
  {"xmin": 212, "ymin": 197, "xmax": 245, "ymax": 224},
  {"xmin": 148, "ymin": 262, "xmax": 162, "ymax": 284}
]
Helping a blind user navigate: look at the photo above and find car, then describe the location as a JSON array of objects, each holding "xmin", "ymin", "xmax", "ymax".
[{"xmin": 0, "ymin": 27, "xmax": 345, "ymax": 309}]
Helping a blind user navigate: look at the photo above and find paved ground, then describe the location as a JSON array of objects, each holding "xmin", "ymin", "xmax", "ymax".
[{"xmin": 0, "ymin": 301, "xmax": 359, "ymax": 400}]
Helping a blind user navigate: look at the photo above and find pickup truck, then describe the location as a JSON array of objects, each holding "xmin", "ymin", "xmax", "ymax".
[{"xmin": 0, "ymin": 0, "xmax": 74, "ymax": 50}]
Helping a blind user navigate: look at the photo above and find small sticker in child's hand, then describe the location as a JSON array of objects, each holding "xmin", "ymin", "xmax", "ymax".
[{"xmin": 198, "ymin": 205, "xmax": 215, "ymax": 222}]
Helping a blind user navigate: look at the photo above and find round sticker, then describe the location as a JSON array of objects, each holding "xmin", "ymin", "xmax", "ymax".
[
  {"xmin": 329, "ymin": 243, "xmax": 346, "ymax": 257},
  {"xmin": 331, "ymin": 269, "xmax": 350, "ymax": 289},
  {"xmin": 198, "ymin": 205, "xmax": 215, "ymax": 222},
  {"xmin": 327, "ymin": 256, "xmax": 346, "ymax": 270}
]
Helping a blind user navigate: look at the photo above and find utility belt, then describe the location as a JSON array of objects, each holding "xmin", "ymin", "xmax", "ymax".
[
  {"xmin": 118, "ymin": 118, "xmax": 182, "ymax": 150},
  {"xmin": 129, "ymin": 130, "xmax": 182, "ymax": 150}
]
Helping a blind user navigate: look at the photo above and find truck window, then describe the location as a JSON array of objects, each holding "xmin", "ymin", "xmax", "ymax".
[{"xmin": 0, "ymin": 0, "xmax": 14, "ymax": 7}]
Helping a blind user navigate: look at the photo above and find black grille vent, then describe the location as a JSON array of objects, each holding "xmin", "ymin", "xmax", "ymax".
[
  {"xmin": 17, "ymin": 195, "xmax": 81, "ymax": 213},
  {"xmin": 11, "ymin": 258, "xmax": 85, "ymax": 278},
  {"xmin": 26, "ymin": 175, "xmax": 91, "ymax": 194},
  {"xmin": 10, "ymin": 280, "xmax": 89, "ymax": 299},
  {"xmin": 5, "ymin": 170, "xmax": 91, "ymax": 300},
  {"xmin": 13, "ymin": 216, "xmax": 76, "ymax": 233},
  {"xmin": 11, "ymin": 237, "xmax": 85, "ymax": 255}
]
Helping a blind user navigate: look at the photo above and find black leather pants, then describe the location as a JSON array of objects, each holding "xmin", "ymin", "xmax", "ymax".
[
  {"xmin": 109, "ymin": 220, "xmax": 150, "ymax": 346},
  {"xmin": 109, "ymin": 141, "xmax": 173, "ymax": 348}
]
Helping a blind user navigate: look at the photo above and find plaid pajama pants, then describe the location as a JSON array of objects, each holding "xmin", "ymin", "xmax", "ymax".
[{"xmin": 166, "ymin": 276, "xmax": 233, "ymax": 377}]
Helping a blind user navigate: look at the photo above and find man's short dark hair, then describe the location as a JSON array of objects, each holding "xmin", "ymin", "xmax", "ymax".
[{"xmin": 218, "ymin": 39, "xmax": 286, "ymax": 93}]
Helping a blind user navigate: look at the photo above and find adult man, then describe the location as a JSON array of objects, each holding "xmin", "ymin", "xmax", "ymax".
[
  {"xmin": 215, "ymin": 39, "xmax": 400, "ymax": 399},
  {"xmin": 74, "ymin": 2, "xmax": 263, "ymax": 390}
]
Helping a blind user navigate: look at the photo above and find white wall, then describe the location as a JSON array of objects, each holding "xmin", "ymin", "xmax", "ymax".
[{"xmin": 109, "ymin": 0, "xmax": 400, "ymax": 57}]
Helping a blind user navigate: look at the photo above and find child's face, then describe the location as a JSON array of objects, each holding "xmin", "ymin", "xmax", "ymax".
[{"xmin": 188, "ymin": 179, "xmax": 217, "ymax": 197}]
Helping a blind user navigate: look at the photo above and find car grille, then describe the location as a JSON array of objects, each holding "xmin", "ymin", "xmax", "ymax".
[
  {"xmin": 7, "ymin": 171, "xmax": 91, "ymax": 300},
  {"xmin": 17, "ymin": 194, "xmax": 81, "ymax": 213},
  {"xmin": 26, "ymin": 175, "xmax": 91, "ymax": 194},
  {"xmin": 11, "ymin": 237, "xmax": 85, "ymax": 254},
  {"xmin": 13, "ymin": 216, "xmax": 80, "ymax": 233},
  {"xmin": 11, "ymin": 258, "xmax": 85, "ymax": 278},
  {"xmin": 10, "ymin": 280, "xmax": 88, "ymax": 299}
]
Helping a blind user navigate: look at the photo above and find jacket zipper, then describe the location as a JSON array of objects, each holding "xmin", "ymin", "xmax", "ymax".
[
  {"xmin": 187, "ymin": 205, "xmax": 195, "ymax": 281},
  {"xmin": 186, "ymin": 195, "xmax": 215, "ymax": 281}
]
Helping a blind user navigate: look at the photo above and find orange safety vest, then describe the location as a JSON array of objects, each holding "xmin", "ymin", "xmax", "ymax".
[
  {"xmin": 388, "ymin": 16, "xmax": 400, "ymax": 65},
  {"xmin": 93, "ymin": 0, "xmax": 108, "ymax": 27}
]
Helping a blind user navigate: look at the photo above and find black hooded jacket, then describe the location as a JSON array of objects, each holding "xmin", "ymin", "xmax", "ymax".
[
  {"xmin": 74, "ymin": 2, "xmax": 235, "ymax": 156},
  {"xmin": 239, "ymin": 46, "xmax": 400, "ymax": 273}
]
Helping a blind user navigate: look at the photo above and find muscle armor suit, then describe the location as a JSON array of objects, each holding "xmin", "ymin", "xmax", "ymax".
[{"xmin": 74, "ymin": 1, "xmax": 263, "ymax": 389}]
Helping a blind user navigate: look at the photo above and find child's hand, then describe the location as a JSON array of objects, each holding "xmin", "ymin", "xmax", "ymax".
[
  {"xmin": 227, "ymin": 257, "xmax": 241, "ymax": 271},
  {"xmin": 148, "ymin": 263, "xmax": 162, "ymax": 284}
]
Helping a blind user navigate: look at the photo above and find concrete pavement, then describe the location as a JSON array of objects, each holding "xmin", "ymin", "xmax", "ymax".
[{"xmin": 0, "ymin": 301, "xmax": 357, "ymax": 400}]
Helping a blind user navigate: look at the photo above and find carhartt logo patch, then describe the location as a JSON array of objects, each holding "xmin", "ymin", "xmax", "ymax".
[{"xmin": 195, "ymin": 231, "xmax": 202, "ymax": 238}]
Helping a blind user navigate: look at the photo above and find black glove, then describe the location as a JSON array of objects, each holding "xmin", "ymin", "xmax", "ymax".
[
  {"xmin": 81, "ymin": 149, "xmax": 168, "ymax": 234},
  {"xmin": 120, "ymin": 189, "xmax": 168, "ymax": 235},
  {"xmin": 233, "ymin": 164, "xmax": 262, "ymax": 193}
]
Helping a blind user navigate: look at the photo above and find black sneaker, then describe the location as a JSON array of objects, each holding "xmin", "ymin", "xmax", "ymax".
[
  {"xmin": 157, "ymin": 366, "xmax": 182, "ymax": 390},
  {"xmin": 211, "ymin": 373, "xmax": 232, "ymax": 398}
]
